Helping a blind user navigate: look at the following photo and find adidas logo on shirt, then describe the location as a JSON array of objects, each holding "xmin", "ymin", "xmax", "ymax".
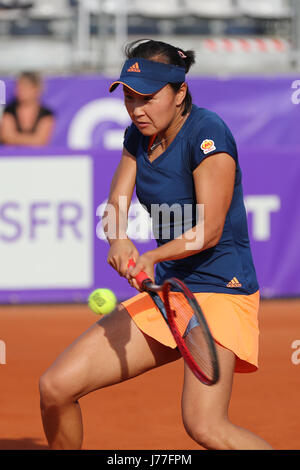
[{"xmin": 226, "ymin": 277, "xmax": 242, "ymax": 288}]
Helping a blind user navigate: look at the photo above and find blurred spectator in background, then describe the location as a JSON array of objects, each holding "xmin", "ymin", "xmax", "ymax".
[{"xmin": 0, "ymin": 71, "xmax": 55, "ymax": 146}]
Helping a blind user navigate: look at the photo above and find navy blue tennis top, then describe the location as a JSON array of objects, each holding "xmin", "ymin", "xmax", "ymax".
[{"xmin": 124, "ymin": 104, "xmax": 259, "ymax": 295}]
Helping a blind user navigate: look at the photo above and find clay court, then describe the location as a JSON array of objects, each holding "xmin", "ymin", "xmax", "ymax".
[{"xmin": 0, "ymin": 298, "xmax": 299, "ymax": 450}]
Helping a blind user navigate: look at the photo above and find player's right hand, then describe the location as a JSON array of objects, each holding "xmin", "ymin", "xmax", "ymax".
[{"xmin": 107, "ymin": 239, "xmax": 139, "ymax": 279}]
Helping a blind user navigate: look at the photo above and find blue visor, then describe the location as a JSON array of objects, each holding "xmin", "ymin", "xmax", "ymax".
[{"xmin": 109, "ymin": 58, "xmax": 185, "ymax": 95}]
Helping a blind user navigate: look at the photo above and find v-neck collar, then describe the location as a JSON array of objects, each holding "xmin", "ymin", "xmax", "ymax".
[{"xmin": 144, "ymin": 106, "xmax": 195, "ymax": 166}]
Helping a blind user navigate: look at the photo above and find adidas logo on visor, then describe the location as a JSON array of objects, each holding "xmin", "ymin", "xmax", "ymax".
[{"xmin": 127, "ymin": 62, "xmax": 141, "ymax": 72}]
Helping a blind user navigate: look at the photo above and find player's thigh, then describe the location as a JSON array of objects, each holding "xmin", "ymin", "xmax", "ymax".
[
  {"xmin": 181, "ymin": 343, "xmax": 236, "ymax": 429},
  {"xmin": 40, "ymin": 304, "xmax": 181, "ymax": 402}
]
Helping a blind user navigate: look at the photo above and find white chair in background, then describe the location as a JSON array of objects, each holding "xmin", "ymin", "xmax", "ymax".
[
  {"xmin": 237, "ymin": 0, "xmax": 292, "ymax": 19},
  {"xmin": 135, "ymin": 0, "xmax": 184, "ymax": 19},
  {"xmin": 184, "ymin": 0, "xmax": 238, "ymax": 19},
  {"xmin": 0, "ymin": 0, "xmax": 32, "ymax": 20},
  {"xmin": 28, "ymin": 0, "xmax": 72, "ymax": 19}
]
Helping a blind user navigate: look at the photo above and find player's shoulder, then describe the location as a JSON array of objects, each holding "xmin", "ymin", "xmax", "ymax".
[
  {"xmin": 124, "ymin": 122, "xmax": 141, "ymax": 139},
  {"xmin": 39, "ymin": 105, "xmax": 54, "ymax": 117},
  {"xmin": 123, "ymin": 122, "xmax": 144, "ymax": 157},
  {"xmin": 187, "ymin": 105, "xmax": 229, "ymax": 135},
  {"xmin": 3, "ymin": 99, "xmax": 18, "ymax": 114},
  {"xmin": 185, "ymin": 105, "xmax": 235, "ymax": 146},
  {"xmin": 191, "ymin": 105, "xmax": 221, "ymax": 121}
]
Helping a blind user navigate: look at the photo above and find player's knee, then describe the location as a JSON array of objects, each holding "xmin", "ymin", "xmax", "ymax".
[
  {"xmin": 183, "ymin": 416, "xmax": 228, "ymax": 450},
  {"xmin": 183, "ymin": 419, "xmax": 212, "ymax": 449},
  {"xmin": 39, "ymin": 371, "xmax": 72, "ymax": 407}
]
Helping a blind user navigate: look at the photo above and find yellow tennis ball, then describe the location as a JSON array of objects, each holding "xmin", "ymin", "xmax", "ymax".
[{"xmin": 88, "ymin": 288, "xmax": 117, "ymax": 315}]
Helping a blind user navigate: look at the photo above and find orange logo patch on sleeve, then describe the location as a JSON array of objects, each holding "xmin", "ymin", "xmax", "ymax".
[{"xmin": 200, "ymin": 139, "xmax": 216, "ymax": 154}]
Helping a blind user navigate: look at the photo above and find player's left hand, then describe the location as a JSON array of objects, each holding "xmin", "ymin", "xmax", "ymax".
[{"xmin": 126, "ymin": 253, "xmax": 155, "ymax": 291}]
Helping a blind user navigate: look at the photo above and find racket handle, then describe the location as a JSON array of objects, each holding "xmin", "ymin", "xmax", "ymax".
[{"xmin": 128, "ymin": 258, "xmax": 151, "ymax": 288}]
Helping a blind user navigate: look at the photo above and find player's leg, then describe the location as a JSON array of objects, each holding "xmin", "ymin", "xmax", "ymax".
[
  {"xmin": 181, "ymin": 342, "xmax": 273, "ymax": 450},
  {"xmin": 39, "ymin": 304, "xmax": 181, "ymax": 450}
]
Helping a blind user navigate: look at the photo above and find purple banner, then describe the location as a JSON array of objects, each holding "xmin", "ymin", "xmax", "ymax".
[
  {"xmin": 240, "ymin": 148, "xmax": 300, "ymax": 298},
  {"xmin": 2, "ymin": 75, "xmax": 300, "ymax": 151},
  {"xmin": 0, "ymin": 75, "xmax": 299, "ymax": 302}
]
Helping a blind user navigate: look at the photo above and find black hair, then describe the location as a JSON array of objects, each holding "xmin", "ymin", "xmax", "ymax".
[{"xmin": 124, "ymin": 39, "xmax": 195, "ymax": 116}]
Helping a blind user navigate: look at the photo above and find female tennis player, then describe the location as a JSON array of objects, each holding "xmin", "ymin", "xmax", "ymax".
[{"xmin": 39, "ymin": 39, "xmax": 272, "ymax": 450}]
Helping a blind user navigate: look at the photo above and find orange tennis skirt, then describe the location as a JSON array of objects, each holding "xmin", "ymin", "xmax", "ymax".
[{"xmin": 121, "ymin": 290, "xmax": 260, "ymax": 373}]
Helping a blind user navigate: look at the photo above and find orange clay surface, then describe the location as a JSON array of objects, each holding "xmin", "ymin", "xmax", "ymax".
[{"xmin": 0, "ymin": 299, "xmax": 299, "ymax": 450}]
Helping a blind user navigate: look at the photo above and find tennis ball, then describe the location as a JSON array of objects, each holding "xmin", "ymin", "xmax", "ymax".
[{"xmin": 88, "ymin": 288, "xmax": 117, "ymax": 315}]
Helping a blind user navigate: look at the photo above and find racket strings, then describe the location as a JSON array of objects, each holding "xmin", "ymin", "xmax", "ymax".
[
  {"xmin": 168, "ymin": 293, "xmax": 194, "ymax": 335},
  {"xmin": 168, "ymin": 292, "xmax": 216, "ymax": 382},
  {"xmin": 185, "ymin": 327, "xmax": 215, "ymax": 380}
]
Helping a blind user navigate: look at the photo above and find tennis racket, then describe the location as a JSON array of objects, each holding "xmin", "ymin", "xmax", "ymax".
[{"xmin": 128, "ymin": 259, "xmax": 219, "ymax": 385}]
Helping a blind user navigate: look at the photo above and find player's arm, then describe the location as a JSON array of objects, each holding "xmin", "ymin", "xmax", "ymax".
[
  {"xmin": 192, "ymin": 152, "xmax": 236, "ymax": 249},
  {"xmin": 0, "ymin": 113, "xmax": 54, "ymax": 146},
  {"xmin": 103, "ymin": 147, "xmax": 139, "ymax": 276},
  {"xmin": 132, "ymin": 153, "xmax": 235, "ymax": 271},
  {"xmin": 103, "ymin": 146, "xmax": 137, "ymax": 243}
]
